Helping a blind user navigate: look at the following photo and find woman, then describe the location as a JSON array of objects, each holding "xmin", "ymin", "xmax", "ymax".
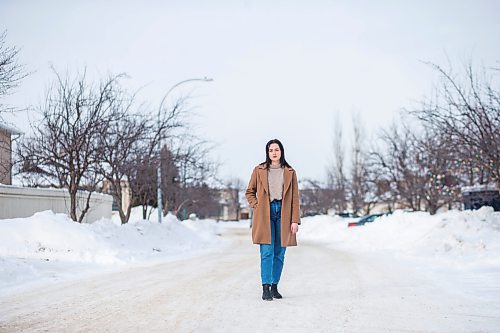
[{"xmin": 245, "ymin": 139, "xmax": 301, "ymax": 301}]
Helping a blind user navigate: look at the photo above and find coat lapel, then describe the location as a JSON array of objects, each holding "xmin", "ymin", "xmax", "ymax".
[
  {"xmin": 283, "ymin": 167, "xmax": 293, "ymax": 196},
  {"xmin": 258, "ymin": 166, "xmax": 269, "ymax": 194}
]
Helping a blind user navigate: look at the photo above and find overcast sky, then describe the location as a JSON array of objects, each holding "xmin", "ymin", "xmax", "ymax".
[{"xmin": 1, "ymin": 1, "xmax": 499, "ymax": 184}]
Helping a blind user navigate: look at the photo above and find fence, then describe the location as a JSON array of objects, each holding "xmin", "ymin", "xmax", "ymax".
[{"xmin": 0, "ymin": 185, "xmax": 113, "ymax": 223}]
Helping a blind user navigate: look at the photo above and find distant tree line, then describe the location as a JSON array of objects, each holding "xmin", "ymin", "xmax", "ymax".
[{"xmin": 301, "ymin": 61, "xmax": 499, "ymax": 216}]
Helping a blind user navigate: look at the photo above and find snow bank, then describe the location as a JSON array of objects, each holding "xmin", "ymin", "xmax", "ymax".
[
  {"xmin": 0, "ymin": 210, "xmax": 223, "ymax": 292},
  {"xmin": 301, "ymin": 207, "xmax": 500, "ymax": 299},
  {"xmin": 300, "ymin": 207, "xmax": 500, "ymax": 300},
  {"xmin": 0, "ymin": 211, "xmax": 120, "ymax": 264},
  {"xmin": 301, "ymin": 207, "xmax": 500, "ymax": 261}
]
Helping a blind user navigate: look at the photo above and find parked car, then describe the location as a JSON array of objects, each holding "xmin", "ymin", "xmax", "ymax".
[
  {"xmin": 337, "ymin": 212, "xmax": 359, "ymax": 218},
  {"xmin": 347, "ymin": 213, "xmax": 385, "ymax": 227}
]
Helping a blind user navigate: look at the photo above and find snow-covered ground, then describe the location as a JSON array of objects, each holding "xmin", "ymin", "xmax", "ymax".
[
  {"xmin": 300, "ymin": 206, "xmax": 500, "ymax": 302},
  {"xmin": 1, "ymin": 207, "xmax": 499, "ymax": 331},
  {"xmin": 0, "ymin": 208, "xmax": 227, "ymax": 295},
  {"xmin": 2, "ymin": 206, "xmax": 499, "ymax": 299}
]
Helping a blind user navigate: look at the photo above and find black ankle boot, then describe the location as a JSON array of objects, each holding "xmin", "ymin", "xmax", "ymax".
[
  {"xmin": 262, "ymin": 284, "xmax": 273, "ymax": 301},
  {"xmin": 271, "ymin": 284, "xmax": 282, "ymax": 299}
]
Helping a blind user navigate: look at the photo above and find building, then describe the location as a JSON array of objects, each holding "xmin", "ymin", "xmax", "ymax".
[
  {"xmin": 462, "ymin": 184, "xmax": 500, "ymax": 211},
  {"xmin": 101, "ymin": 179, "xmax": 132, "ymax": 213},
  {"xmin": 217, "ymin": 188, "xmax": 240, "ymax": 221},
  {"xmin": 0, "ymin": 123, "xmax": 114, "ymax": 223},
  {"xmin": 0, "ymin": 123, "xmax": 21, "ymax": 185}
]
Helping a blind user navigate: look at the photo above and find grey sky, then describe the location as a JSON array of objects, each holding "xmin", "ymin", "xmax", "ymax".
[{"xmin": 1, "ymin": 1, "xmax": 499, "ymax": 184}]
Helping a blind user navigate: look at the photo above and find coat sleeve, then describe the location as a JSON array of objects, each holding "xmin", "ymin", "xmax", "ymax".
[
  {"xmin": 291, "ymin": 171, "xmax": 301, "ymax": 225},
  {"xmin": 245, "ymin": 167, "xmax": 258, "ymax": 208}
]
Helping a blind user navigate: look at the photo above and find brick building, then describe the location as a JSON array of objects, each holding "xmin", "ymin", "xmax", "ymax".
[{"xmin": 0, "ymin": 123, "xmax": 21, "ymax": 185}]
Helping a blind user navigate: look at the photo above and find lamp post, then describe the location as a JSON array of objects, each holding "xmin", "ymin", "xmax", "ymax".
[{"xmin": 157, "ymin": 77, "xmax": 213, "ymax": 223}]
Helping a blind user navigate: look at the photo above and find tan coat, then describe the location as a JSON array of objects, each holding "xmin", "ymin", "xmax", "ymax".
[{"xmin": 245, "ymin": 164, "xmax": 301, "ymax": 247}]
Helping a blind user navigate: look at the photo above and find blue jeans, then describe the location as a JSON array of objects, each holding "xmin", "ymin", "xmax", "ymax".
[{"xmin": 260, "ymin": 200, "xmax": 286, "ymax": 285}]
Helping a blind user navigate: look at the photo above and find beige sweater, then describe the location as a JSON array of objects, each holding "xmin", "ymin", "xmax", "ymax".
[{"xmin": 268, "ymin": 165, "xmax": 284, "ymax": 201}]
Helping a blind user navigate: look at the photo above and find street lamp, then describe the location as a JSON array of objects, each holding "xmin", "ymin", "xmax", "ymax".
[{"xmin": 157, "ymin": 77, "xmax": 213, "ymax": 223}]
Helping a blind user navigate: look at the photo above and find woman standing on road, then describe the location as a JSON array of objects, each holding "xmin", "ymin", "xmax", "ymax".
[{"xmin": 245, "ymin": 139, "xmax": 301, "ymax": 301}]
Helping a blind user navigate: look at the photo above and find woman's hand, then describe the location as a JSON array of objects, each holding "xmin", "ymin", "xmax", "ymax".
[{"xmin": 291, "ymin": 222, "xmax": 299, "ymax": 234}]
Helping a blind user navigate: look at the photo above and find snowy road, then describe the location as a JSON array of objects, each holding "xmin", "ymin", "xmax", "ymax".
[{"xmin": 1, "ymin": 227, "xmax": 499, "ymax": 333}]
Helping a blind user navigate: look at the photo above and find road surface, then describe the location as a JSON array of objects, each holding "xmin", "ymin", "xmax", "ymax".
[{"xmin": 1, "ymin": 227, "xmax": 499, "ymax": 332}]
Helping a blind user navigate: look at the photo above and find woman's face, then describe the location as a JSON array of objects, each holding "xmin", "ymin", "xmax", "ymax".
[{"xmin": 268, "ymin": 143, "xmax": 281, "ymax": 164}]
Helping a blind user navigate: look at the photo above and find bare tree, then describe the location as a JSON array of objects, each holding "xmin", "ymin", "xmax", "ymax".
[
  {"xmin": 370, "ymin": 115, "xmax": 461, "ymax": 214},
  {"xmin": 371, "ymin": 121, "xmax": 425, "ymax": 212},
  {"xmin": 0, "ymin": 31, "xmax": 27, "ymax": 114},
  {"xmin": 123, "ymin": 94, "xmax": 190, "ymax": 221},
  {"xmin": 350, "ymin": 114, "xmax": 370, "ymax": 215},
  {"xmin": 222, "ymin": 177, "xmax": 244, "ymax": 220},
  {"xmin": 166, "ymin": 135, "xmax": 219, "ymax": 219},
  {"xmin": 0, "ymin": 31, "xmax": 27, "ymax": 183},
  {"xmin": 124, "ymin": 95, "xmax": 217, "ymax": 221},
  {"xmin": 176, "ymin": 183, "xmax": 220, "ymax": 220},
  {"xmin": 160, "ymin": 145, "xmax": 181, "ymax": 215},
  {"xmin": 128, "ymin": 155, "xmax": 157, "ymax": 220},
  {"xmin": 97, "ymin": 108, "xmax": 150, "ymax": 223},
  {"xmin": 300, "ymin": 178, "xmax": 333, "ymax": 216},
  {"xmin": 415, "ymin": 127, "xmax": 461, "ymax": 214},
  {"xmin": 173, "ymin": 136, "xmax": 218, "ymax": 187},
  {"xmin": 327, "ymin": 115, "xmax": 348, "ymax": 213},
  {"xmin": 18, "ymin": 69, "xmax": 121, "ymax": 222},
  {"xmin": 413, "ymin": 61, "xmax": 500, "ymax": 189}
]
